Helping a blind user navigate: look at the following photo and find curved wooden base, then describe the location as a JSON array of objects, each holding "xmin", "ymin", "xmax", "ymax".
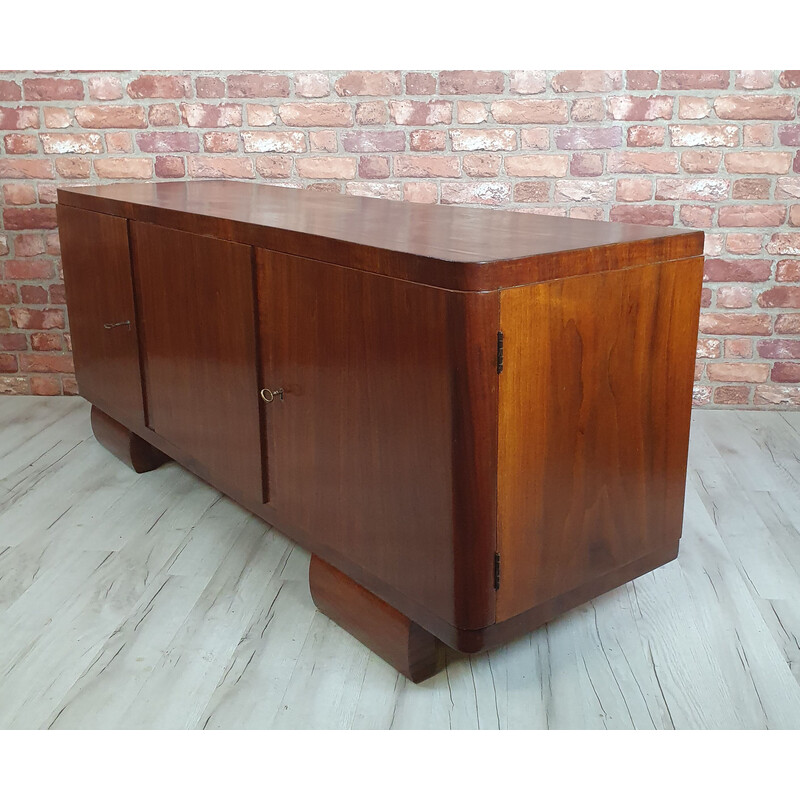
[
  {"xmin": 90, "ymin": 405, "xmax": 170, "ymax": 474},
  {"xmin": 309, "ymin": 555, "xmax": 445, "ymax": 683}
]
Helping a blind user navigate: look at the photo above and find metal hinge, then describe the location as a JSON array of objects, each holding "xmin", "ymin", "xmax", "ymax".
[
  {"xmin": 496, "ymin": 331, "xmax": 504, "ymax": 374},
  {"xmin": 494, "ymin": 552, "xmax": 501, "ymax": 590}
]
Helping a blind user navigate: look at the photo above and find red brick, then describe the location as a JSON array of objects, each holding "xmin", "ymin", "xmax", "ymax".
[
  {"xmin": 714, "ymin": 95, "xmax": 795, "ymax": 120},
  {"xmin": 681, "ymin": 151, "xmax": 722, "ymax": 174},
  {"xmin": 309, "ymin": 131, "xmax": 337, "ymax": 152},
  {"xmin": 156, "ymin": 156, "xmax": 186, "ymax": 178},
  {"xmin": 31, "ymin": 332, "xmax": 62, "ymax": 350},
  {"xmin": 196, "ymin": 76, "xmax": 225, "ymax": 98},
  {"xmin": 570, "ymin": 153, "xmax": 604, "ymax": 177},
  {"xmin": 552, "ymin": 71, "xmax": 622, "ymax": 92},
  {"xmin": 450, "ymin": 129, "xmax": 516, "ymax": 151},
  {"xmin": 661, "ymin": 71, "xmax": 729, "ymax": 90},
  {"xmin": 0, "ymin": 106, "xmax": 39, "ymax": 130},
  {"xmin": 520, "ymin": 128, "xmax": 549, "ymax": 150},
  {"xmin": 334, "ymin": 71, "xmax": 401, "ymax": 97},
  {"xmin": 30, "ymin": 376, "xmax": 60, "ymax": 395},
  {"xmin": 697, "ymin": 338, "xmax": 721, "ymax": 358},
  {"xmin": 62, "ymin": 376, "xmax": 79, "ymax": 396},
  {"xmin": 127, "ymin": 75, "xmax": 190, "ymax": 99},
  {"xmin": 186, "ymin": 156, "xmax": 254, "ymax": 179},
  {"xmin": 776, "ymin": 260, "xmax": 800, "ymax": 281},
  {"xmin": 693, "ymin": 386, "xmax": 712, "ymax": 406},
  {"xmin": 358, "ymin": 156, "xmax": 390, "ymax": 179},
  {"xmin": 136, "ymin": 132, "xmax": 200, "ymax": 153},
  {"xmin": 726, "ymin": 234, "xmax": 763, "ymax": 255},
  {"xmin": 3, "ymin": 184, "xmax": 36, "ymax": 205},
  {"xmin": 289, "ymin": 73, "xmax": 327, "ymax": 99},
  {"xmin": 247, "ymin": 105, "xmax": 277, "ymax": 127},
  {"xmin": 669, "ymin": 124, "xmax": 738, "ymax": 147},
  {"xmin": 3, "ymin": 208, "xmax": 58, "ymax": 230},
  {"xmin": 678, "ymin": 97, "xmax": 712, "ymax": 119},
  {"xmin": 714, "ymin": 386, "xmax": 751, "ymax": 405},
  {"xmin": 742, "ymin": 124, "xmax": 773, "ymax": 147},
  {"xmin": 40, "ymin": 133, "xmax": 103, "ymax": 154},
  {"xmin": 735, "ymin": 71, "xmax": 773, "ymax": 90},
  {"xmin": 148, "ymin": 104, "xmax": 180, "ymax": 126},
  {"xmin": 3, "ymin": 258, "xmax": 53, "ymax": 279},
  {"xmin": 616, "ymin": 178, "xmax": 652, "ymax": 201},
  {"xmin": 680, "ymin": 205, "xmax": 714, "ymax": 228},
  {"xmin": 55, "ymin": 157, "xmax": 90, "ymax": 178},
  {"xmin": 49, "ymin": 107, "xmax": 77, "ymax": 130},
  {"xmin": 608, "ymin": 152, "xmax": 679, "ymax": 174},
  {"xmin": 701, "ymin": 288, "xmax": 712, "ymax": 307},
  {"xmin": 725, "ymin": 152, "xmax": 793, "ymax": 174},
  {"xmin": 570, "ymin": 98, "xmax": 605, "ymax": 122},
  {"xmin": 0, "ymin": 355, "xmax": 18, "ymax": 374},
  {"xmin": 724, "ymin": 338, "xmax": 753, "ymax": 359},
  {"xmin": 457, "ymin": 101, "xmax": 487, "ymax": 124},
  {"xmin": 46, "ymin": 234, "xmax": 60, "ymax": 257},
  {"xmin": 758, "ymin": 286, "xmax": 800, "ymax": 307},
  {"xmin": 513, "ymin": 182, "xmax": 550, "ymax": 203},
  {"xmin": 654, "ymin": 178, "xmax": 728, "ymax": 201},
  {"xmin": 776, "ymin": 314, "xmax": 800, "ymax": 333},
  {"xmin": 554, "ymin": 180, "xmax": 613, "ymax": 202},
  {"xmin": 13, "ymin": 234, "xmax": 45, "ymax": 257},
  {"xmin": 609, "ymin": 205, "xmax": 675, "ymax": 226},
  {"xmin": 106, "ymin": 132, "xmax": 133, "ymax": 153},
  {"xmin": 3, "ymin": 134, "xmax": 38, "ymax": 154},
  {"xmin": 778, "ymin": 125, "xmax": 800, "ymax": 146},
  {"xmin": 241, "ymin": 131, "xmax": 306, "ymax": 153},
  {"xmin": 440, "ymin": 182, "xmax": 510, "ymax": 206},
  {"xmin": 180, "ymin": 103, "xmax": 242, "ymax": 128},
  {"xmin": 777, "ymin": 178, "xmax": 800, "ymax": 199},
  {"xmin": 504, "ymin": 154, "xmax": 568, "ymax": 177},
  {"xmin": 49, "ymin": 282, "xmax": 65, "ymax": 303},
  {"xmin": 758, "ymin": 339, "xmax": 800, "ymax": 358},
  {"xmin": 767, "ymin": 234, "xmax": 800, "ymax": 255},
  {"xmin": 355, "ymin": 102, "xmax": 388, "ymax": 126},
  {"xmin": 607, "ymin": 95, "xmax": 673, "ymax": 120},
  {"xmin": 0, "ymin": 79, "xmax": 22, "ymax": 100},
  {"xmin": 95, "ymin": 158, "xmax": 153, "ymax": 179},
  {"xmin": 345, "ymin": 182, "xmax": 402, "ymax": 201},
  {"xmin": 732, "ymin": 178, "xmax": 770, "ymax": 200},
  {"xmin": 394, "ymin": 155, "xmax": 460, "ymax": 178},
  {"xmin": 554, "ymin": 127, "xmax": 622, "ymax": 150},
  {"xmin": 254, "ymin": 155, "xmax": 292, "ymax": 179},
  {"xmin": 626, "ymin": 71, "xmax": 658, "ymax": 90},
  {"xmin": 509, "ymin": 71, "xmax": 546, "ymax": 94},
  {"xmin": 492, "ymin": 100, "xmax": 568, "ymax": 124},
  {"xmin": 227, "ymin": 74, "xmax": 289, "ymax": 98},
  {"xmin": 88, "ymin": 76, "xmax": 123, "ymax": 100},
  {"xmin": 779, "ymin": 71, "xmax": 800, "ymax": 88},
  {"xmin": 772, "ymin": 363, "xmax": 800, "ymax": 383},
  {"xmin": 704, "ymin": 258, "xmax": 771, "ymax": 282},
  {"xmin": 403, "ymin": 183, "xmax": 438, "ymax": 204},
  {"xmin": 463, "ymin": 153, "xmax": 501, "ymax": 177},
  {"xmin": 707, "ymin": 362, "xmax": 769, "ymax": 383},
  {"xmin": 439, "ymin": 71, "xmax": 504, "ymax": 95},
  {"xmin": 74, "ymin": 105, "xmax": 147, "ymax": 129},
  {"xmin": 296, "ymin": 157, "xmax": 356, "ymax": 180},
  {"xmin": 23, "ymin": 78, "xmax": 84, "ymax": 101},
  {"xmin": 405, "ymin": 73, "xmax": 436, "ymax": 95},
  {"xmin": 279, "ymin": 103, "xmax": 353, "ymax": 127},
  {"xmin": 627, "ymin": 126, "xmax": 666, "ymax": 147},
  {"xmin": 389, "ymin": 101, "xmax": 451, "ymax": 126},
  {"xmin": 409, "ymin": 130, "xmax": 446, "ymax": 152},
  {"xmin": 341, "ymin": 131, "xmax": 406, "ymax": 152},
  {"xmin": 0, "ymin": 332, "xmax": 26, "ymax": 350},
  {"xmin": 203, "ymin": 132, "xmax": 238, "ymax": 153},
  {"xmin": 18, "ymin": 353, "xmax": 74, "ymax": 373},
  {"xmin": 9, "ymin": 307, "xmax": 65, "ymax": 330},
  {"xmin": 718, "ymin": 205, "xmax": 785, "ymax": 227}
]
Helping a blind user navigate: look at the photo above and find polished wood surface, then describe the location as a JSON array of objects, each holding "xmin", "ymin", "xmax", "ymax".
[
  {"xmin": 257, "ymin": 249, "xmax": 498, "ymax": 630},
  {"xmin": 130, "ymin": 222, "xmax": 265, "ymax": 504},
  {"xmin": 309, "ymin": 555, "xmax": 444, "ymax": 684},
  {"xmin": 90, "ymin": 405, "xmax": 169, "ymax": 474},
  {"xmin": 496, "ymin": 257, "xmax": 704, "ymax": 622},
  {"xmin": 57, "ymin": 204, "xmax": 146, "ymax": 431},
  {"xmin": 58, "ymin": 182, "xmax": 704, "ymax": 291}
]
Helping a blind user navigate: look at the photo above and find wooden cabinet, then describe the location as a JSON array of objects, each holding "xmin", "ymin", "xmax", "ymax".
[{"xmin": 57, "ymin": 181, "xmax": 704, "ymax": 682}]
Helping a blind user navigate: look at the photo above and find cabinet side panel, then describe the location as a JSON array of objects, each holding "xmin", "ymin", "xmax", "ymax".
[
  {"xmin": 57, "ymin": 205, "xmax": 146, "ymax": 430},
  {"xmin": 257, "ymin": 250, "xmax": 497, "ymax": 630},
  {"xmin": 130, "ymin": 221, "xmax": 264, "ymax": 505},
  {"xmin": 496, "ymin": 257, "xmax": 703, "ymax": 622}
]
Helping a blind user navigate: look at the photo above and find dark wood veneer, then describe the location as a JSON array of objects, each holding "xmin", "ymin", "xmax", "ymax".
[{"xmin": 56, "ymin": 181, "xmax": 705, "ymax": 681}]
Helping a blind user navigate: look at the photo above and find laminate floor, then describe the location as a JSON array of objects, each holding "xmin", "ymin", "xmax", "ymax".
[{"xmin": 1, "ymin": 396, "xmax": 799, "ymax": 729}]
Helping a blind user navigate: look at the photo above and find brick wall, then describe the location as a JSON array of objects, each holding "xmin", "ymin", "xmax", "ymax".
[{"xmin": 1, "ymin": 70, "xmax": 799, "ymax": 407}]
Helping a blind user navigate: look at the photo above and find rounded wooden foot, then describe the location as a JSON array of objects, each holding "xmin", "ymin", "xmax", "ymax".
[
  {"xmin": 309, "ymin": 555, "xmax": 444, "ymax": 683},
  {"xmin": 90, "ymin": 405, "xmax": 170, "ymax": 474}
]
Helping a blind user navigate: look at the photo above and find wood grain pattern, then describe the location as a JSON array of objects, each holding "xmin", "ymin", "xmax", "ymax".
[
  {"xmin": 130, "ymin": 222, "xmax": 265, "ymax": 504},
  {"xmin": 57, "ymin": 204, "xmax": 146, "ymax": 431},
  {"xmin": 496, "ymin": 257, "xmax": 704, "ymax": 622},
  {"xmin": 309, "ymin": 555, "xmax": 444, "ymax": 684},
  {"xmin": 90, "ymin": 405, "xmax": 169, "ymax": 474},
  {"xmin": 257, "ymin": 249, "xmax": 498, "ymax": 631},
  {"xmin": 58, "ymin": 182, "xmax": 704, "ymax": 291}
]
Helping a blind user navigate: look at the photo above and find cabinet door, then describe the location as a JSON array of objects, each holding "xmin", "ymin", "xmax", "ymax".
[
  {"xmin": 58, "ymin": 204, "xmax": 146, "ymax": 430},
  {"xmin": 130, "ymin": 222, "xmax": 264, "ymax": 504},
  {"xmin": 256, "ymin": 249, "xmax": 499, "ymax": 630}
]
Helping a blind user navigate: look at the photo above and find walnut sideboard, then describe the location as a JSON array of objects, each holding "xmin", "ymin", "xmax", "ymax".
[{"xmin": 56, "ymin": 181, "xmax": 704, "ymax": 682}]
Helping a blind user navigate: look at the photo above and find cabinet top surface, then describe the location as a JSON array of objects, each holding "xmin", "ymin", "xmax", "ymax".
[{"xmin": 59, "ymin": 180, "xmax": 702, "ymax": 265}]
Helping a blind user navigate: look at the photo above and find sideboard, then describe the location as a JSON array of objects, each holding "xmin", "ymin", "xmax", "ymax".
[{"xmin": 56, "ymin": 181, "xmax": 704, "ymax": 682}]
